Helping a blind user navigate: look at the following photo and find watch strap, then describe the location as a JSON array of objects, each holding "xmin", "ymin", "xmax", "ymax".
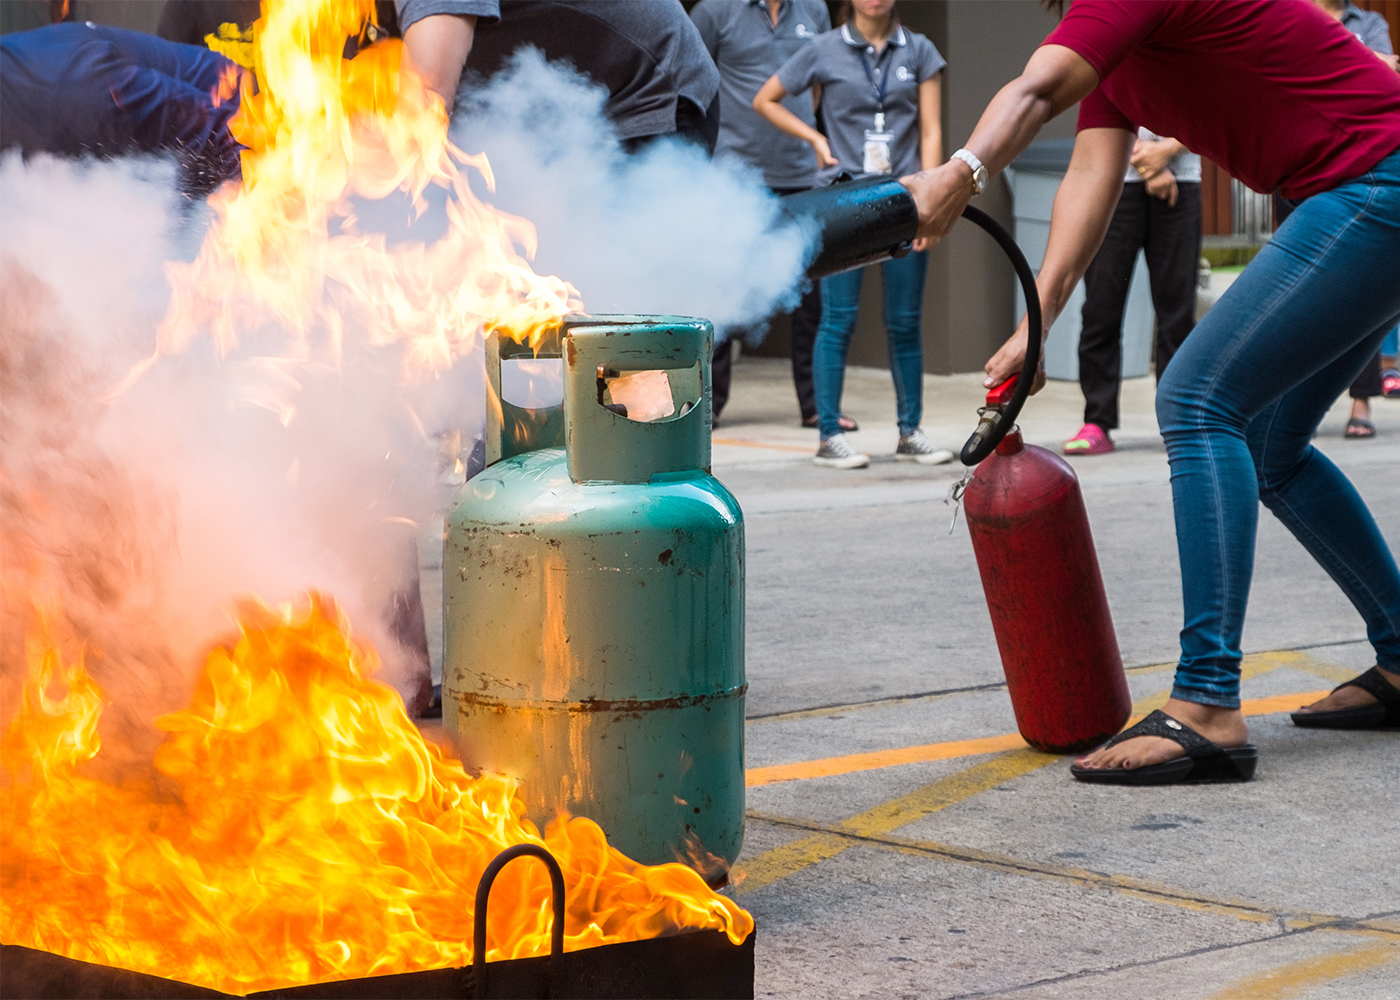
[{"xmin": 951, "ymin": 148, "xmax": 987, "ymax": 194}]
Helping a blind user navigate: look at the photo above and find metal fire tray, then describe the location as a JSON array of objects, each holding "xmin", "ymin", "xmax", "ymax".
[{"xmin": 0, "ymin": 846, "xmax": 754, "ymax": 1000}]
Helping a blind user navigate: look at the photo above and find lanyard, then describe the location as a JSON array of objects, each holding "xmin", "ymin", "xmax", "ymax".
[{"xmin": 858, "ymin": 40, "xmax": 894, "ymax": 114}]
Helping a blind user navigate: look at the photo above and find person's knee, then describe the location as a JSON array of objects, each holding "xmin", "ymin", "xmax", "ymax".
[{"xmin": 1248, "ymin": 424, "xmax": 1314, "ymax": 501}]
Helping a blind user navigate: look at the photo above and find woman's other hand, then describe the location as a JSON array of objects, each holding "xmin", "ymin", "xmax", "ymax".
[
  {"xmin": 912, "ymin": 236, "xmax": 931, "ymax": 252},
  {"xmin": 1145, "ymin": 168, "xmax": 1179, "ymax": 205},
  {"xmin": 984, "ymin": 314, "xmax": 1048, "ymax": 395},
  {"xmin": 812, "ymin": 134, "xmax": 839, "ymax": 168}
]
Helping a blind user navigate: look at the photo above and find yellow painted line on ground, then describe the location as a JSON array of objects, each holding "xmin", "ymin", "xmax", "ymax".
[
  {"xmin": 1207, "ymin": 941, "xmax": 1399, "ymax": 999},
  {"xmin": 745, "ymin": 689, "xmax": 1328, "ymax": 788},
  {"xmin": 747, "ymin": 733, "xmax": 1029, "ymax": 787},
  {"xmin": 734, "ymin": 749, "xmax": 1056, "ymax": 895},
  {"xmin": 746, "ymin": 812, "xmax": 1355, "ymax": 932},
  {"xmin": 710, "ymin": 437, "xmax": 812, "ymax": 453}
]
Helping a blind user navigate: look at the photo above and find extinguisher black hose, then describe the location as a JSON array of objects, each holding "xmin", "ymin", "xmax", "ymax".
[{"xmin": 956, "ymin": 204, "xmax": 1042, "ymax": 467}]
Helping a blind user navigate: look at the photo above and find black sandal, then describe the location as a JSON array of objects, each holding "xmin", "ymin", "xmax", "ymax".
[
  {"xmin": 1070, "ymin": 710, "xmax": 1258, "ymax": 786},
  {"xmin": 1290, "ymin": 666, "xmax": 1400, "ymax": 730}
]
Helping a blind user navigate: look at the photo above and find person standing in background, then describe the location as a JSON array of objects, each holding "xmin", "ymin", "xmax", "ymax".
[
  {"xmin": 690, "ymin": 0, "xmax": 857, "ymax": 433},
  {"xmin": 1062, "ymin": 128, "xmax": 1201, "ymax": 456},
  {"xmin": 1311, "ymin": 0, "xmax": 1400, "ymax": 439},
  {"xmin": 755, "ymin": 0, "xmax": 951, "ymax": 469}
]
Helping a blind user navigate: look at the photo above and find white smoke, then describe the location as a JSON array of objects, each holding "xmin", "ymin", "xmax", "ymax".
[
  {"xmin": 454, "ymin": 49, "xmax": 812, "ymax": 340},
  {"xmin": 0, "ymin": 52, "xmax": 811, "ymax": 736}
]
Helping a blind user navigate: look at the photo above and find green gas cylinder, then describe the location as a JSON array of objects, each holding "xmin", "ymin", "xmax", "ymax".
[{"xmin": 443, "ymin": 315, "xmax": 745, "ymax": 876}]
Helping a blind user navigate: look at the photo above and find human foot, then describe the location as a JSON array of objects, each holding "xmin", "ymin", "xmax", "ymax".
[
  {"xmin": 1291, "ymin": 666, "xmax": 1400, "ymax": 729},
  {"xmin": 1063, "ymin": 423, "xmax": 1113, "ymax": 456},
  {"xmin": 1296, "ymin": 666, "xmax": 1400, "ymax": 713},
  {"xmin": 1074, "ymin": 698, "xmax": 1249, "ymax": 772}
]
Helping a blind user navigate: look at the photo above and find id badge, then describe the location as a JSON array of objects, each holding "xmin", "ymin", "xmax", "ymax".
[{"xmin": 863, "ymin": 130, "xmax": 894, "ymax": 175}]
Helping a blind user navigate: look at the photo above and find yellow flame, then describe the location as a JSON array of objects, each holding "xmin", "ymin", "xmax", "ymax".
[
  {"xmin": 143, "ymin": 0, "xmax": 577, "ymax": 410},
  {"xmin": 0, "ymin": 594, "xmax": 751, "ymax": 995}
]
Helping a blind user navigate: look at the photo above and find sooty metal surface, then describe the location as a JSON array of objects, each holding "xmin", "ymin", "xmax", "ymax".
[
  {"xmin": 1, "ymin": 846, "xmax": 753, "ymax": 999},
  {"xmin": 0, "ymin": 931, "xmax": 755, "ymax": 1000}
]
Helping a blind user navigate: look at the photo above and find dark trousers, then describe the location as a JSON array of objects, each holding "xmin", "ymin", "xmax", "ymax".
[
  {"xmin": 771, "ymin": 186, "xmax": 822, "ymax": 421},
  {"xmin": 1080, "ymin": 182, "xmax": 1202, "ymax": 430}
]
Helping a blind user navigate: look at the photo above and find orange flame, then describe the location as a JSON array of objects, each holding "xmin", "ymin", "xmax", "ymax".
[
  {"xmin": 130, "ymin": 0, "xmax": 578, "ymax": 406},
  {"xmin": 0, "ymin": 594, "xmax": 751, "ymax": 995}
]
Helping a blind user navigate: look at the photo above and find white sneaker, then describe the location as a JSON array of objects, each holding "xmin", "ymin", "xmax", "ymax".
[
  {"xmin": 895, "ymin": 428, "xmax": 954, "ymax": 465},
  {"xmin": 814, "ymin": 433, "xmax": 870, "ymax": 469}
]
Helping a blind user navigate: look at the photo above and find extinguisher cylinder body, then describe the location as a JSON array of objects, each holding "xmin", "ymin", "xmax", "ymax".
[{"xmin": 963, "ymin": 430, "xmax": 1131, "ymax": 753}]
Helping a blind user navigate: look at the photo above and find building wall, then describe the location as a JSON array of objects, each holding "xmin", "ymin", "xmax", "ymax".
[
  {"xmin": 833, "ymin": 0, "xmax": 1069, "ymax": 375},
  {"xmin": 0, "ymin": 0, "xmax": 164, "ymax": 35}
]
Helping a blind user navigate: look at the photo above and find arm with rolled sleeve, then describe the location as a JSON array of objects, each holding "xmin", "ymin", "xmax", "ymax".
[{"xmin": 396, "ymin": 0, "xmax": 500, "ymax": 109}]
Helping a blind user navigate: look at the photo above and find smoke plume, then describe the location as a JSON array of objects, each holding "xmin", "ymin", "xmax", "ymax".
[{"xmin": 0, "ymin": 52, "xmax": 811, "ymax": 741}]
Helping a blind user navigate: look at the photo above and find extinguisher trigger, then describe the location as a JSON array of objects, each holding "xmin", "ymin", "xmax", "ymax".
[{"xmin": 945, "ymin": 469, "xmax": 973, "ymax": 534}]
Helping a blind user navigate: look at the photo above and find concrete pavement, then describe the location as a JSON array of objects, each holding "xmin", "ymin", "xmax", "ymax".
[{"xmin": 713, "ymin": 353, "xmax": 1400, "ymax": 999}]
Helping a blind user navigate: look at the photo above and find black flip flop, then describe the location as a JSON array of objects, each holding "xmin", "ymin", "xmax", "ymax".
[
  {"xmin": 1290, "ymin": 666, "xmax": 1400, "ymax": 729},
  {"xmin": 1070, "ymin": 709, "xmax": 1258, "ymax": 786},
  {"xmin": 1345, "ymin": 416, "xmax": 1376, "ymax": 438}
]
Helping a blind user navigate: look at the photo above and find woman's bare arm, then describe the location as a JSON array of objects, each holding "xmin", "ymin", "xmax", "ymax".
[
  {"xmin": 754, "ymin": 74, "xmax": 837, "ymax": 167},
  {"xmin": 982, "ymin": 126, "xmax": 1134, "ymax": 388},
  {"xmin": 900, "ymin": 44, "xmax": 1101, "ymax": 242},
  {"xmin": 917, "ymin": 75, "xmax": 942, "ymax": 170}
]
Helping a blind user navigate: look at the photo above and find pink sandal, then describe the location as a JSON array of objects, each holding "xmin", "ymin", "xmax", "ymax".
[{"xmin": 1063, "ymin": 423, "xmax": 1114, "ymax": 455}]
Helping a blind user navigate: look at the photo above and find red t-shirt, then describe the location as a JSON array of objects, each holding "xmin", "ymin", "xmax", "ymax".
[{"xmin": 1044, "ymin": 0, "xmax": 1400, "ymax": 199}]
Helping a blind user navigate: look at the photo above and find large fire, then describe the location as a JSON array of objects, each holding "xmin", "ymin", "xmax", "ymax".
[
  {"xmin": 117, "ymin": 0, "xmax": 575, "ymax": 406},
  {"xmin": 1, "ymin": 0, "xmax": 750, "ymax": 992},
  {"xmin": 1, "ymin": 595, "xmax": 751, "ymax": 995}
]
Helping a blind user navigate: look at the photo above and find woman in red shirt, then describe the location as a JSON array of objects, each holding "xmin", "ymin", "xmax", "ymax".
[{"xmin": 902, "ymin": 0, "xmax": 1400, "ymax": 785}]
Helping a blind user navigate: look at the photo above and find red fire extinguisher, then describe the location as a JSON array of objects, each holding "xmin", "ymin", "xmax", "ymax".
[{"xmin": 956, "ymin": 208, "xmax": 1131, "ymax": 754}]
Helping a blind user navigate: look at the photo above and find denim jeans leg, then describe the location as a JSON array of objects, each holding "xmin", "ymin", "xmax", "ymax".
[
  {"xmin": 814, "ymin": 268, "xmax": 865, "ymax": 439},
  {"xmin": 1249, "ymin": 327, "xmax": 1400, "ymax": 674},
  {"xmin": 1155, "ymin": 149, "xmax": 1400, "ymax": 708},
  {"xmin": 881, "ymin": 249, "xmax": 929, "ymax": 436}
]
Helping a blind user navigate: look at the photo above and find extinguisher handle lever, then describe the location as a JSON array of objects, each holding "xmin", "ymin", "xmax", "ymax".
[{"xmin": 957, "ymin": 205, "xmax": 1042, "ymax": 466}]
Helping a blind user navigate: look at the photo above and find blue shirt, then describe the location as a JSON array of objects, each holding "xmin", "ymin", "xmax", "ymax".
[{"xmin": 0, "ymin": 23, "xmax": 243, "ymax": 195}]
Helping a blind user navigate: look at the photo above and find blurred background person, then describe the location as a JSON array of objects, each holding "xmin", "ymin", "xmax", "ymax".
[
  {"xmin": 691, "ymin": 0, "xmax": 857, "ymax": 433},
  {"xmin": 1063, "ymin": 128, "xmax": 1201, "ymax": 456},
  {"xmin": 755, "ymin": 0, "xmax": 950, "ymax": 469}
]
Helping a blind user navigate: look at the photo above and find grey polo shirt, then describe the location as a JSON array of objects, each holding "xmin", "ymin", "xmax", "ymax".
[
  {"xmin": 398, "ymin": 1, "xmax": 719, "ymax": 141},
  {"xmin": 777, "ymin": 22, "xmax": 944, "ymax": 186},
  {"xmin": 397, "ymin": 0, "xmax": 500, "ymax": 31},
  {"xmin": 1340, "ymin": 1, "xmax": 1394, "ymax": 55},
  {"xmin": 690, "ymin": 0, "xmax": 829, "ymax": 189}
]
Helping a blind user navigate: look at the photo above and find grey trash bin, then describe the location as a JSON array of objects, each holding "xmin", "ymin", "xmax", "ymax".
[{"xmin": 1008, "ymin": 139, "xmax": 1155, "ymax": 382}]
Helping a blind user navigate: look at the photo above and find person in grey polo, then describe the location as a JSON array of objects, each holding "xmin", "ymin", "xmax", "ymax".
[
  {"xmin": 690, "ymin": 0, "xmax": 850, "ymax": 429},
  {"xmin": 755, "ymin": 0, "xmax": 952, "ymax": 469}
]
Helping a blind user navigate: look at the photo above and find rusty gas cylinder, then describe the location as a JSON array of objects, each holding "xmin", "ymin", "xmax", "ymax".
[
  {"xmin": 962, "ymin": 428, "xmax": 1131, "ymax": 753},
  {"xmin": 443, "ymin": 316, "xmax": 744, "ymax": 877}
]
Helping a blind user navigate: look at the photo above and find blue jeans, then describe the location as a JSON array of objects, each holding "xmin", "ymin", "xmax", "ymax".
[
  {"xmin": 815, "ymin": 251, "xmax": 928, "ymax": 439},
  {"xmin": 1156, "ymin": 147, "xmax": 1400, "ymax": 709}
]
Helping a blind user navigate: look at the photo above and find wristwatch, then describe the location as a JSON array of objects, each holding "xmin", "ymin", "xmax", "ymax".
[{"xmin": 951, "ymin": 148, "xmax": 989, "ymax": 195}]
